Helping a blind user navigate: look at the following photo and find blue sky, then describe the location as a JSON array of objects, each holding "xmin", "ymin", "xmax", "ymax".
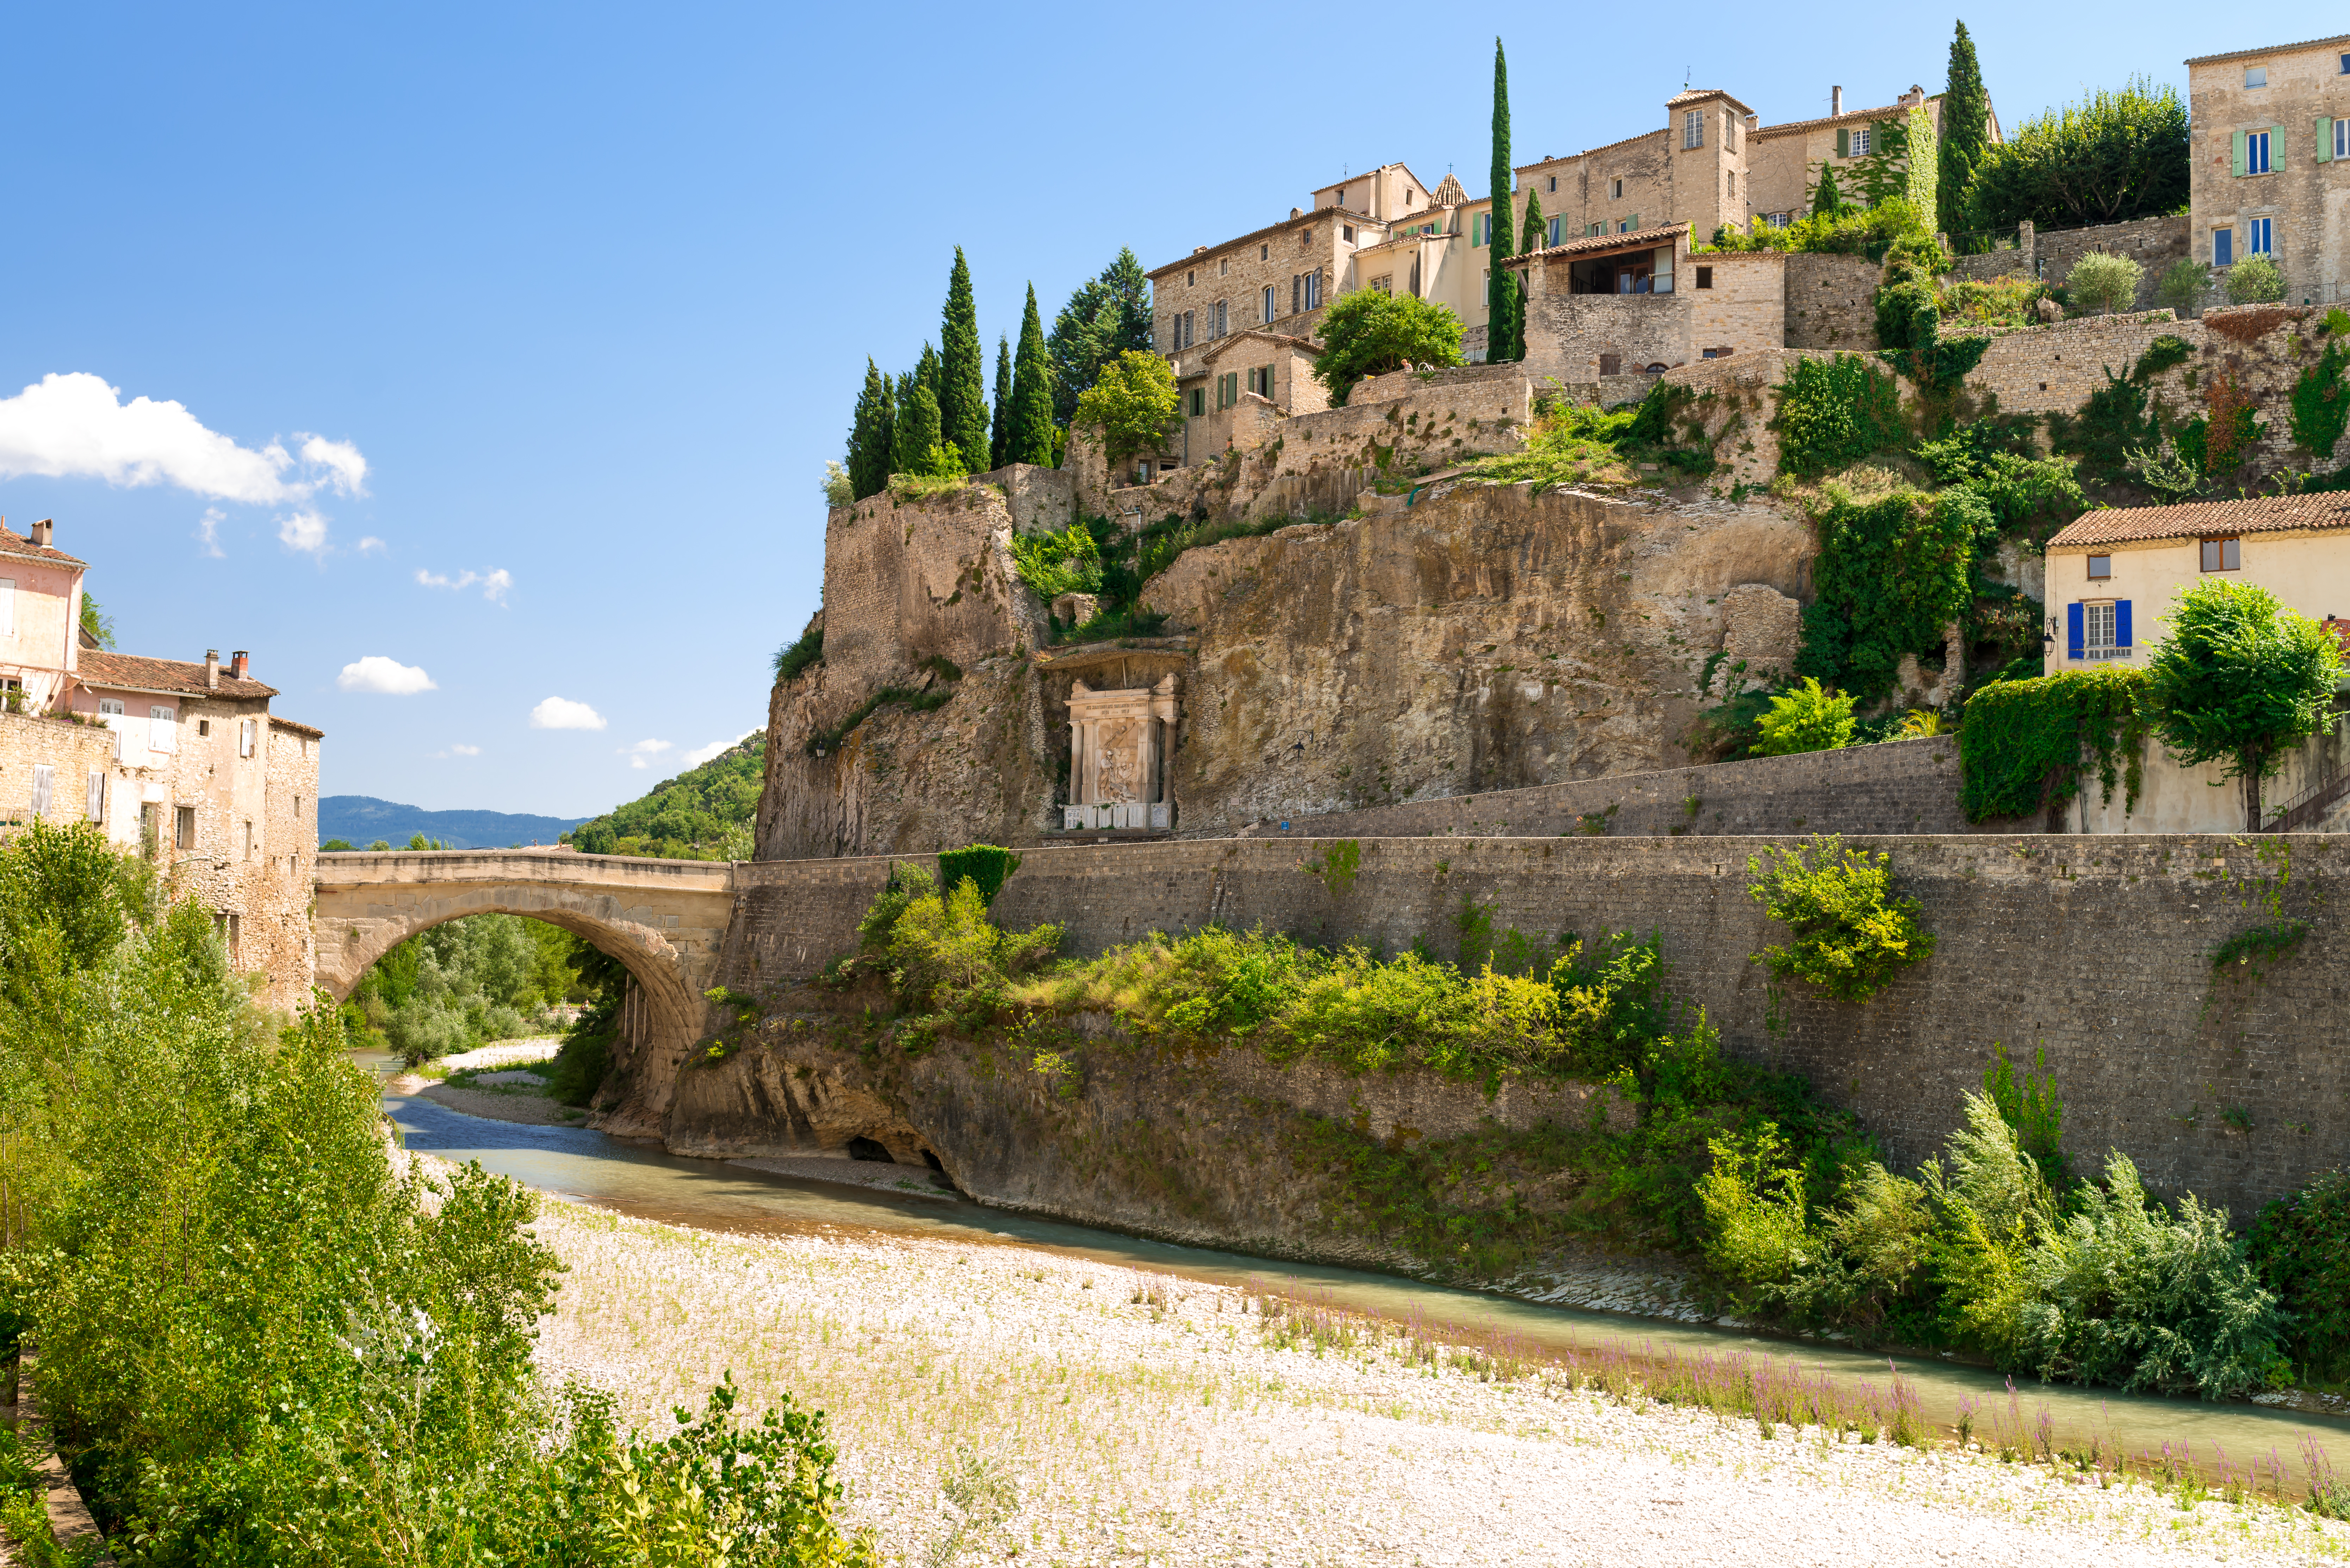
[{"xmin": 0, "ymin": 2, "xmax": 2244, "ymax": 818}]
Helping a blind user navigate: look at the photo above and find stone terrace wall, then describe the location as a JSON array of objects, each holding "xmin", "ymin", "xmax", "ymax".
[
  {"xmin": 1781, "ymin": 252, "xmax": 1881, "ymax": 349},
  {"xmin": 965, "ymin": 462, "xmax": 1075, "ymax": 534},
  {"xmin": 2036, "ymin": 216, "xmax": 2191, "ymax": 313},
  {"xmin": 722, "ymin": 832, "xmax": 2350, "ymax": 1222},
  {"xmin": 1180, "ymin": 734, "xmax": 1970, "ymax": 840},
  {"xmin": 1956, "ymin": 311, "xmax": 2200, "ymax": 420}
]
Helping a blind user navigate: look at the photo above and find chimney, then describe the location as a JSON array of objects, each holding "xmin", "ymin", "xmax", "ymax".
[
  {"xmin": 1831, "ymin": 86, "xmax": 1843, "ymax": 117},
  {"xmin": 205, "ymin": 649, "xmax": 220, "ymax": 690},
  {"xmin": 29, "ymin": 519, "xmax": 52, "ymax": 548},
  {"xmin": 230, "ymin": 650, "xmax": 249, "ymax": 680}
]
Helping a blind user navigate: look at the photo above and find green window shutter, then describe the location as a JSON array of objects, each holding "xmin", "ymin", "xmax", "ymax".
[
  {"xmin": 2321, "ymin": 118, "xmax": 2337, "ymax": 164},
  {"xmin": 2232, "ymin": 130, "xmax": 2246, "ymax": 176},
  {"xmin": 2273, "ymin": 125, "xmax": 2288, "ymax": 168},
  {"xmin": 1836, "ymin": 128, "xmax": 1849, "ymax": 157}
]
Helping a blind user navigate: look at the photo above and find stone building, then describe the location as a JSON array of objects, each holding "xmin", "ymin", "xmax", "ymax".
[
  {"xmin": 2186, "ymin": 32, "xmax": 2350, "ymax": 304},
  {"xmin": 0, "ymin": 517, "xmax": 324, "ymax": 1010}
]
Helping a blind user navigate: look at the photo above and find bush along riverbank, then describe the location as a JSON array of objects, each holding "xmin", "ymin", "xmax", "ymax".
[
  {"xmin": 695, "ymin": 841, "xmax": 2345, "ymax": 1410},
  {"xmin": 0, "ymin": 820, "xmax": 878, "ymax": 1566}
]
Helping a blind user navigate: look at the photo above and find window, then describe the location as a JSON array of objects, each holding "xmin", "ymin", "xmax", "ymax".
[
  {"xmin": 1262, "ymin": 285, "xmax": 1275, "ymax": 322},
  {"xmin": 1850, "ymin": 127, "xmax": 1871, "ymax": 157},
  {"xmin": 1260, "ymin": 244, "xmax": 1268, "ymax": 260},
  {"xmin": 240, "ymin": 717, "xmax": 257, "ymax": 757},
  {"xmin": 1599, "ymin": 354, "xmax": 1622, "ymax": 375},
  {"xmin": 1302, "ymin": 271, "xmax": 1321, "ymax": 309},
  {"xmin": 1247, "ymin": 366, "xmax": 1272, "ymax": 398},
  {"xmin": 1370, "ymin": 274, "xmax": 1392, "ymax": 294},
  {"xmin": 149, "ymin": 705, "xmax": 176, "ymax": 753},
  {"xmin": 2338, "ymin": 117, "xmax": 2349, "ymax": 160},
  {"xmin": 1547, "ymin": 216, "xmax": 1561, "ymax": 247},
  {"xmin": 1187, "ymin": 388, "xmax": 1204, "ymax": 417},
  {"xmin": 1684, "ymin": 109, "xmax": 1704, "ymax": 149},
  {"xmin": 1214, "ymin": 300, "xmax": 1227, "ymax": 336},
  {"xmin": 1219, "ymin": 257, "xmax": 1228, "ymax": 275},
  {"xmin": 244, "ymin": 819, "xmax": 255, "ymax": 860},
  {"xmin": 2342, "ymin": 52, "xmax": 2350, "ymax": 74},
  {"xmin": 2249, "ymin": 217, "xmax": 2273, "ymax": 256},
  {"xmin": 1335, "ymin": 187, "xmax": 1346, "ymax": 207},
  {"xmin": 1186, "ymin": 269, "xmax": 1195, "ymax": 286},
  {"xmin": 1482, "ymin": 268, "xmax": 1490, "ymax": 305},
  {"xmin": 2245, "ymin": 129, "xmax": 2271, "ymax": 174},
  {"xmin": 1726, "ymin": 170, "xmax": 1735, "ymax": 197},
  {"xmin": 1611, "ymin": 178, "xmax": 1623, "ymax": 199},
  {"xmin": 2244, "ymin": 66, "xmax": 2266, "ymax": 88},
  {"xmin": 1695, "ymin": 266, "xmax": 1713, "ymax": 290},
  {"xmin": 0, "ymin": 578, "xmax": 12, "ymax": 637},
  {"xmin": 1405, "ymin": 187, "xmax": 1415, "ymax": 205},
  {"xmin": 1586, "ymin": 222, "xmax": 1602, "ymax": 237},
  {"xmin": 174, "ymin": 804, "xmax": 196, "ymax": 851},
  {"xmin": 1183, "ymin": 310, "xmax": 1194, "ymax": 346},
  {"xmin": 2214, "ymin": 226, "xmax": 2234, "ymax": 266},
  {"xmin": 1766, "ymin": 211, "xmax": 1791, "ymax": 230},
  {"xmin": 2087, "ymin": 554, "xmax": 2112, "ymax": 579},
  {"xmin": 1471, "ymin": 212, "xmax": 1486, "ymax": 246},
  {"xmin": 2201, "ymin": 536, "xmax": 2242, "ymax": 572},
  {"xmin": 1547, "ymin": 175, "xmax": 1556, "ymax": 192},
  {"xmin": 197, "ymin": 719, "xmax": 209, "ymax": 737},
  {"xmin": 2082, "ymin": 601, "xmax": 2122, "ymax": 659}
]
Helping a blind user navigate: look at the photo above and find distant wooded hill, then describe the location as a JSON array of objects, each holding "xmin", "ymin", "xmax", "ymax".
[
  {"xmin": 564, "ymin": 734, "xmax": 762, "ymax": 859},
  {"xmin": 318, "ymin": 797, "xmax": 589, "ymax": 850}
]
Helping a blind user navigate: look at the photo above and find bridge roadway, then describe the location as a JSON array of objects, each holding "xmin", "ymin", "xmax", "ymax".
[{"xmin": 312, "ymin": 849, "xmax": 743, "ymax": 1131}]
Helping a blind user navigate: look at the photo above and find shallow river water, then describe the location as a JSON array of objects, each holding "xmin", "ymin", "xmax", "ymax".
[{"xmin": 370, "ymin": 1053, "xmax": 2350, "ymax": 1483}]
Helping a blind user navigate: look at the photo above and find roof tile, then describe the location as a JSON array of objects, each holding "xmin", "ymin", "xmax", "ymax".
[
  {"xmin": 0, "ymin": 524, "xmax": 87, "ymax": 570},
  {"xmin": 77, "ymin": 649, "xmax": 279, "ymax": 701},
  {"xmin": 2046, "ymin": 493, "xmax": 2350, "ymax": 548}
]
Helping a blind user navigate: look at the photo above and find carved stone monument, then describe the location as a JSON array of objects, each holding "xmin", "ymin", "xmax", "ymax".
[{"xmin": 1063, "ymin": 674, "xmax": 1177, "ymax": 830}]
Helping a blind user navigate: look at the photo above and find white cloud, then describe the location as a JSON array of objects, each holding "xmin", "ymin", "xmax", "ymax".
[
  {"xmin": 297, "ymin": 433, "xmax": 368, "ymax": 497},
  {"xmin": 278, "ymin": 509, "xmax": 329, "ymax": 555},
  {"xmin": 416, "ymin": 566, "xmax": 513, "ymax": 604},
  {"xmin": 432, "ymin": 742, "xmax": 482, "ymax": 759},
  {"xmin": 683, "ymin": 735, "xmax": 750, "ymax": 767},
  {"xmin": 196, "ymin": 506, "xmax": 225, "ymax": 558},
  {"xmin": 621, "ymin": 739, "xmax": 674, "ymax": 770},
  {"xmin": 337, "ymin": 655, "xmax": 436, "ymax": 695},
  {"xmin": 0, "ymin": 372, "xmax": 366, "ymax": 504},
  {"xmin": 358, "ymin": 535, "xmax": 386, "ymax": 555},
  {"xmin": 531, "ymin": 696, "xmax": 606, "ymax": 731}
]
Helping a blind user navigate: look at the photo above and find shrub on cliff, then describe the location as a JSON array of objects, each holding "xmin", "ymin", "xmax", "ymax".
[
  {"xmin": 2225, "ymin": 254, "xmax": 2285, "ymax": 306},
  {"xmin": 1072, "ymin": 349, "xmax": 1179, "ymax": 465},
  {"xmin": 1744, "ymin": 834, "xmax": 1935, "ymax": 1004},
  {"xmin": 1749, "ymin": 677, "xmax": 1855, "ymax": 756}
]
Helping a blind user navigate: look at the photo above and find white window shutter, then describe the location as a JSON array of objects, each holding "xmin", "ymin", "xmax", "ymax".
[
  {"xmin": 150, "ymin": 706, "xmax": 176, "ymax": 753},
  {"xmin": 86, "ymin": 770, "xmax": 105, "ymax": 822},
  {"xmin": 0, "ymin": 579, "xmax": 13, "ymax": 638},
  {"xmin": 30, "ymin": 765, "xmax": 52, "ymax": 818}
]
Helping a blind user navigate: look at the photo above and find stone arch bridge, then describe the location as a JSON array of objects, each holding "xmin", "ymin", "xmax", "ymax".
[{"xmin": 312, "ymin": 850, "xmax": 745, "ymax": 1137}]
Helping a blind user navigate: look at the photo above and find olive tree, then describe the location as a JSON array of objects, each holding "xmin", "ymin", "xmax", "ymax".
[
  {"xmin": 2143, "ymin": 578, "xmax": 2345, "ymax": 828},
  {"xmin": 2065, "ymin": 251, "xmax": 2143, "ymax": 315},
  {"xmin": 2225, "ymin": 254, "xmax": 2285, "ymax": 305}
]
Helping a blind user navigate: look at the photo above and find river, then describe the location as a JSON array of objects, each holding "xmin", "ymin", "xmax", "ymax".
[{"xmin": 368, "ymin": 1052, "xmax": 2350, "ymax": 1485}]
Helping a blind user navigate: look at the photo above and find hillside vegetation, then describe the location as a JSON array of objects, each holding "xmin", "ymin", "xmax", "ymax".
[{"xmin": 564, "ymin": 734, "xmax": 762, "ymax": 859}]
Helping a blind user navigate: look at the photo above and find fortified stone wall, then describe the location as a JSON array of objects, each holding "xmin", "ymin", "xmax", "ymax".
[
  {"xmin": 965, "ymin": 461, "xmax": 1076, "ymax": 534},
  {"xmin": 1781, "ymin": 253, "xmax": 1881, "ymax": 349},
  {"xmin": 1186, "ymin": 733, "xmax": 1970, "ymax": 840},
  {"xmin": 712, "ymin": 831, "xmax": 2350, "ymax": 1225},
  {"xmin": 1954, "ymin": 311, "xmax": 2201, "ymax": 418}
]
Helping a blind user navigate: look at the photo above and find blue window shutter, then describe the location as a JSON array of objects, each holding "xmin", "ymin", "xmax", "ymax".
[
  {"xmin": 2067, "ymin": 602, "xmax": 2085, "ymax": 660},
  {"xmin": 2115, "ymin": 600, "xmax": 2132, "ymax": 649}
]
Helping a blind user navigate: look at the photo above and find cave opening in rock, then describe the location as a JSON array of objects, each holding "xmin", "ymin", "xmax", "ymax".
[
  {"xmin": 846, "ymin": 1135, "xmax": 894, "ymax": 1162},
  {"xmin": 922, "ymin": 1149, "xmax": 946, "ymax": 1172}
]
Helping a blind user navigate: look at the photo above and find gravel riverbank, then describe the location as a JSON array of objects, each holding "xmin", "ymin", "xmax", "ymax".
[{"xmin": 516, "ymin": 1184, "xmax": 2350, "ymax": 1567}]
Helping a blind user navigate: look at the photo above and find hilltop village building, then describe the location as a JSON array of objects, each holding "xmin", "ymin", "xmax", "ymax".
[
  {"xmin": 2186, "ymin": 32, "xmax": 2350, "ymax": 304},
  {"xmin": 0, "ymin": 518, "xmax": 323, "ymax": 1010},
  {"xmin": 1145, "ymin": 80, "xmax": 1995, "ymax": 465}
]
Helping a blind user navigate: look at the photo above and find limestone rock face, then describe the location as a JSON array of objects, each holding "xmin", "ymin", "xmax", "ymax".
[{"xmin": 1142, "ymin": 482, "xmax": 1811, "ymax": 832}]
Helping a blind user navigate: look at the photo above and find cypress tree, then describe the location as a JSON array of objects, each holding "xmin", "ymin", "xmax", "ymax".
[
  {"xmin": 915, "ymin": 342, "xmax": 942, "ymax": 405},
  {"xmin": 1513, "ymin": 188, "xmax": 1544, "ymax": 358},
  {"xmin": 893, "ymin": 372, "xmax": 947, "ymax": 475},
  {"xmin": 1486, "ymin": 38, "xmax": 1517, "ymax": 364},
  {"xmin": 847, "ymin": 358, "xmax": 894, "ymax": 500},
  {"xmin": 938, "ymin": 248, "xmax": 989, "ymax": 473},
  {"xmin": 1008, "ymin": 284, "xmax": 1056, "ymax": 467},
  {"xmin": 990, "ymin": 337, "xmax": 1013, "ymax": 471},
  {"xmin": 1938, "ymin": 21, "xmax": 1990, "ymax": 236}
]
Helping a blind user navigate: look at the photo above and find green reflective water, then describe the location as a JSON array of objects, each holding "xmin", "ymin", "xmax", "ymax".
[{"xmin": 369, "ymin": 1053, "xmax": 2350, "ymax": 1487}]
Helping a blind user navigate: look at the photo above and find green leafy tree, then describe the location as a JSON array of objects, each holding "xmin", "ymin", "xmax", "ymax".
[
  {"xmin": 821, "ymin": 460, "xmax": 851, "ymax": 506},
  {"xmin": 1071, "ymin": 349, "xmax": 1179, "ymax": 465},
  {"xmin": 2143, "ymin": 578, "xmax": 2345, "ymax": 829},
  {"xmin": 1938, "ymin": 21, "xmax": 1991, "ymax": 234},
  {"xmin": 2066, "ymin": 251, "xmax": 2143, "ymax": 315},
  {"xmin": 1310, "ymin": 289, "xmax": 1464, "ymax": 405},
  {"xmin": 1009, "ymin": 283, "xmax": 1058, "ymax": 467},
  {"xmin": 846, "ymin": 359, "xmax": 894, "ymax": 500},
  {"xmin": 2156, "ymin": 257, "xmax": 2209, "ymax": 316},
  {"xmin": 938, "ymin": 249, "xmax": 988, "ymax": 474},
  {"xmin": 989, "ymin": 336, "xmax": 1012, "ymax": 470},
  {"xmin": 1751, "ymin": 677, "xmax": 1857, "ymax": 755},
  {"xmin": 2225, "ymin": 254, "xmax": 2285, "ymax": 305},
  {"xmin": 76, "ymin": 590, "xmax": 116, "ymax": 650},
  {"xmin": 1047, "ymin": 249, "xmax": 1154, "ymax": 426},
  {"xmin": 1486, "ymin": 38, "xmax": 1518, "ymax": 363},
  {"xmin": 1969, "ymin": 77, "xmax": 2189, "ymax": 229}
]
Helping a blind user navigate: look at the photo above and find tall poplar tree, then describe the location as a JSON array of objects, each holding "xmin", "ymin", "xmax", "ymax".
[
  {"xmin": 1008, "ymin": 284, "xmax": 1056, "ymax": 467},
  {"xmin": 847, "ymin": 358, "xmax": 894, "ymax": 500},
  {"xmin": 1486, "ymin": 38, "xmax": 1518, "ymax": 363},
  {"xmin": 938, "ymin": 248, "xmax": 989, "ymax": 473},
  {"xmin": 990, "ymin": 337, "xmax": 1013, "ymax": 470},
  {"xmin": 1938, "ymin": 21, "xmax": 1991, "ymax": 236}
]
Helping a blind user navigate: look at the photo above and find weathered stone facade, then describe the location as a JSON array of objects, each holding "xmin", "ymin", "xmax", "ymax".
[
  {"xmin": 2187, "ymin": 33, "xmax": 2350, "ymax": 304},
  {"xmin": 1780, "ymin": 253, "xmax": 1883, "ymax": 349},
  {"xmin": 0, "ymin": 710, "xmax": 117, "ymax": 831}
]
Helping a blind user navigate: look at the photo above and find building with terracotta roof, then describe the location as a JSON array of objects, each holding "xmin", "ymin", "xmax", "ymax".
[
  {"xmin": 2044, "ymin": 493, "xmax": 2350, "ymax": 668},
  {"xmin": 0, "ymin": 516, "xmax": 323, "ymax": 1009}
]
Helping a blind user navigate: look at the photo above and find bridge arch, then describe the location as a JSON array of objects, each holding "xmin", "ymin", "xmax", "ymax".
[{"xmin": 312, "ymin": 851, "xmax": 739, "ymax": 1136}]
